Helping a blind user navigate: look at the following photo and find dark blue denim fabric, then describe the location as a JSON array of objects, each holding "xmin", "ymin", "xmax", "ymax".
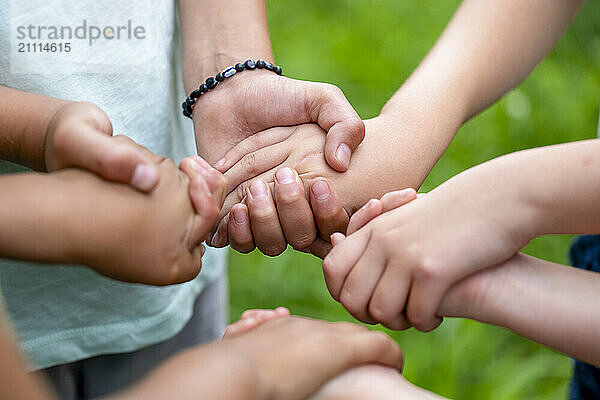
[{"xmin": 569, "ymin": 235, "xmax": 600, "ymax": 400}]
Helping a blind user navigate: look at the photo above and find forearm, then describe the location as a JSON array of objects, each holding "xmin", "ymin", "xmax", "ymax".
[
  {"xmin": 444, "ymin": 253, "xmax": 600, "ymax": 366},
  {"xmin": 327, "ymin": 110, "xmax": 461, "ymax": 214},
  {"xmin": 106, "ymin": 345, "xmax": 258, "ymax": 400},
  {"xmin": 478, "ymin": 139, "xmax": 600, "ymax": 236},
  {"xmin": 178, "ymin": 0, "xmax": 273, "ymax": 93},
  {"xmin": 0, "ymin": 86, "xmax": 67, "ymax": 170},
  {"xmin": 383, "ymin": 0, "xmax": 583, "ymax": 123},
  {"xmin": 0, "ymin": 169, "xmax": 142, "ymax": 267}
]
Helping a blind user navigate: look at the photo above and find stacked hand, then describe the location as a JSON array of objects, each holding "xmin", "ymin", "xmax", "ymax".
[
  {"xmin": 118, "ymin": 312, "xmax": 404, "ymax": 400},
  {"xmin": 191, "ymin": 72, "xmax": 365, "ymax": 172},
  {"xmin": 325, "ymin": 158, "xmax": 536, "ymax": 331},
  {"xmin": 44, "ymin": 101, "xmax": 160, "ymax": 192},
  {"xmin": 42, "ymin": 101, "xmax": 228, "ymax": 285},
  {"xmin": 207, "ymin": 118, "xmax": 418, "ymax": 258}
]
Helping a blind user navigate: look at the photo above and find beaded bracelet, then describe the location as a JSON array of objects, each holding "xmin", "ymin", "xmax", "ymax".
[{"xmin": 182, "ymin": 59, "xmax": 283, "ymax": 119}]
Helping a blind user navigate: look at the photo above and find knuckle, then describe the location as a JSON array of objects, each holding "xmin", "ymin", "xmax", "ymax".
[
  {"xmin": 368, "ymin": 302, "xmax": 392, "ymax": 325},
  {"xmin": 261, "ymin": 243, "xmax": 287, "ymax": 257},
  {"xmin": 322, "ymin": 257, "xmax": 340, "ymax": 286},
  {"xmin": 240, "ymin": 153, "xmax": 259, "ymax": 175},
  {"xmin": 406, "ymin": 312, "xmax": 429, "ymax": 332},
  {"xmin": 276, "ymin": 187, "xmax": 303, "ymax": 206},
  {"xmin": 251, "ymin": 207, "xmax": 277, "ymax": 224},
  {"xmin": 414, "ymin": 256, "xmax": 443, "ymax": 282},
  {"xmin": 345, "ymin": 118, "xmax": 366, "ymax": 142},
  {"xmin": 236, "ymin": 182, "xmax": 248, "ymax": 201},
  {"xmin": 323, "ymin": 83, "xmax": 343, "ymax": 98},
  {"xmin": 289, "ymin": 231, "xmax": 316, "ymax": 251},
  {"xmin": 339, "ymin": 288, "xmax": 357, "ymax": 312}
]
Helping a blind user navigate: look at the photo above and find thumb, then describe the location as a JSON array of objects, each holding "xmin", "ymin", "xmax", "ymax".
[
  {"xmin": 304, "ymin": 83, "xmax": 365, "ymax": 172},
  {"xmin": 65, "ymin": 124, "xmax": 159, "ymax": 191}
]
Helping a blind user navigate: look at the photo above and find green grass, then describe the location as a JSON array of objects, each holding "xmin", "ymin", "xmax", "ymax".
[{"xmin": 229, "ymin": 1, "xmax": 600, "ymax": 398}]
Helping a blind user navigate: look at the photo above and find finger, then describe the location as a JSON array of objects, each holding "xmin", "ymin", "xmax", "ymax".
[
  {"xmin": 189, "ymin": 176, "xmax": 221, "ymax": 248},
  {"xmin": 214, "ymin": 127, "xmax": 295, "ymax": 172},
  {"xmin": 180, "ymin": 156, "xmax": 228, "ymax": 207},
  {"xmin": 209, "ymin": 214, "xmax": 231, "ymax": 248},
  {"xmin": 223, "ymin": 142, "xmax": 289, "ymax": 194},
  {"xmin": 305, "ymin": 82, "xmax": 365, "ymax": 172},
  {"xmin": 247, "ymin": 180, "xmax": 287, "ymax": 257},
  {"xmin": 56, "ymin": 126, "xmax": 159, "ymax": 191},
  {"xmin": 347, "ymin": 199, "xmax": 383, "ymax": 235},
  {"xmin": 380, "ymin": 188, "xmax": 418, "ymax": 212},
  {"xmin": 274, "ymin": 168, "xmax": 316, "ymax": 250},
  {"xmin": 223, "ymin": 318, "xmax": 259, "ymax": 338},
  {"xmin": 170, "ymin": 245, "xmax": 204, "ymax": 285},
  {"xmin": 309, "ymin": 178, "xmax": 349, "ymax": 239},
  {"xmin": 368, "ymin": 262, "xmax": 412, "ymax": 331},
  {"xmin": 228, "ymin": 204, "xmax": 256, "ymax": 253},
  {"xmin": 338, "ymin": 236, "xmax": 386, "ymax": 324},
  {"xmin": 322, "ymin": 228, "xmax": 372, "ymax": 301},
  {"xmin": 330, "ymin": 232, "xmax": 345, "ymax": 246},
  {"xmin": 343, "ymin": 330, "xmax": 404, "ymax": 372},
  {"xmin": 406, "ymin": 273, "xmax": 446, "ymax": 332},
  {"xmin": 346, "ymin": 189, "xmax": 418, "ymax": 236},
  {"xmin": 241, "ymin": 307, "xmax": 290, "ymax": 321}
]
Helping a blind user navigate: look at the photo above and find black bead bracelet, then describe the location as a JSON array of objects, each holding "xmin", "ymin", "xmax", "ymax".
[{"xmin": 182, "ymin": 59, "xmax": 283, "ymax": 119}]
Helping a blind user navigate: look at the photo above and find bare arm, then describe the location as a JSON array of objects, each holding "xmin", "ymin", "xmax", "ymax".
[
  {"xmin": 178, "ymin": 0, "xmax": 365, "ymax": 172},
  {"xmin": 178, "ymin": 0, "xmax": 273, "ymax": 93},
  {"xmin": 442, "ymin": 252, "xmax": 600, "ymax": 367},
  {"xmin": 0, "ymin": 86, "xmax": 67, "ymax": 171},
  {"xmin": 383, "ymin": 0, "xmax": 584, "ymax": 123}
]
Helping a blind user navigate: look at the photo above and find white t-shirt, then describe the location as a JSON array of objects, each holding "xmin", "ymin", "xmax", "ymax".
[{"xmin": 0, "ymin": 0, "xmax": 226, "ymax": 369}]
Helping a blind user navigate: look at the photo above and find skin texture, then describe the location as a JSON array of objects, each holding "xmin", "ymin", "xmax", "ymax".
[
  {"xmin": 178, "ymin": 0, "xmax": 365, "ymax": 173},
  {"xmin": 0, "ymin": 144, "xmax": 226, "ymax": 286}
]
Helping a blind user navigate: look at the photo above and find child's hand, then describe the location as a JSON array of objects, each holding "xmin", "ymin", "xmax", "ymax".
[
  {"xmin": 324, "ymin": 162, "xmax": 536, "ymax": 331},
  {"xmin": 209, "ymin": 124, "xmax": 363, "ymax": 256},
  {"xmin": 192, "ymin": 72, "xmax": 365, "ymax": 172},
  {"xmin": 120, "ymin": 316, "xmax": 403, "ymax": 400},
  {"xmin": 44, "ymin": 101, "xmax": 160, "ymax": 191},
  {"xmin": 221, "ymin": 316, "xmax": 404, "ymax": 400},
  {"xmin": 68, "ymin": 141, "xmax": 226, "ymax": 285}
]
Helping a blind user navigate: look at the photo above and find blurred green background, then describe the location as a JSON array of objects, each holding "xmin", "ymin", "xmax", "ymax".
[{"xmin": 228, "ymin": 1, "xmax": 600, "ymax": 399}]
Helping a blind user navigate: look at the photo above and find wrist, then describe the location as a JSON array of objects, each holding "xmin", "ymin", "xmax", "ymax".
[
  {"xmin": 180, "ymin": 0, "xmax": 273, "ymax": 93},
  {"xmin": 440, "ymin": 254, "xmax": 524, "ymax": 324},
  {"xmin": 42, "ymin": 100, "xmax": 74, "ymax": 171},
  {"xmin": 382, "ymin": 68, "xmax": 469, "ymax": 131}
]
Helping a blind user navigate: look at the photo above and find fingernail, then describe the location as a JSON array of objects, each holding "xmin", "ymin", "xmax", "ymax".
[
  {"xmin": 250, "ymin": 181, "xmax": 268, "ymax": 199},
  {"xmin": 275, "ymin": 167, "xmax": 295, "ymax": 184},
  {"xmin": 214, "ymin": 158, "xmax": 225, "ymax": 169},
  {"xmin": 131, "ymin": 164, "xmax": 158, "ymax": 191},
  {"xmin": 335, "ymin": 143, "xmax": 351, "ymax": 169},
  {"xmin": 311, "ymin": 180, "xmax": 330, "ymax": 200},
  {"xmin": 232, "ymin": 207, "xmax": 247, "ymax": 224}
]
